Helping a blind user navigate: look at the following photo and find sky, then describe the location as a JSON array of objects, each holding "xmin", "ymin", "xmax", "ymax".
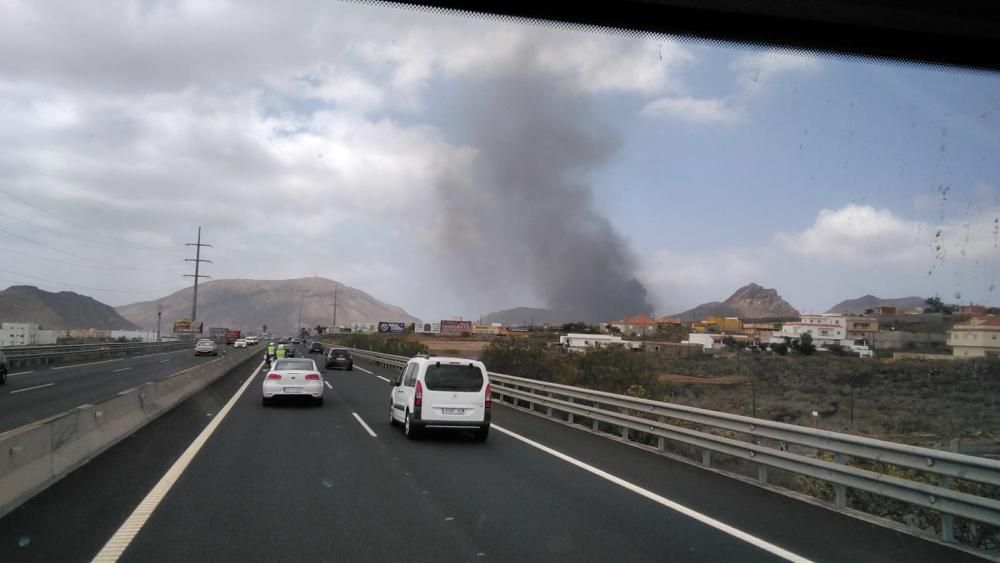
[{"xmin": 1, "ymin": 0, "xmax": 998, "ymax": 322}]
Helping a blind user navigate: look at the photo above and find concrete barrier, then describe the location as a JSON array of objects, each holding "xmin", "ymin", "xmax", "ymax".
[{"xmin": 0, "ymin": 346, "xmax": 259, "ymax": 519}]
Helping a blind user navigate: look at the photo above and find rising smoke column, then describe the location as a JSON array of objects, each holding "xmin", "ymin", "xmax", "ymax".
[{"xmin": 432, "ymin": 64, "xmax": 654, "ymax": 322}]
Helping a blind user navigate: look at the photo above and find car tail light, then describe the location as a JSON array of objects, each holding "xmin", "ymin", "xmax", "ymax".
[
  {"xmin": 414, "ymin": 380, "xmax": 423, "ymax": 407},
  {"xmin": 485, "ymin": 383, "xmax": 491, "ymax": 409},
  {"xmin": 305, "ymin": 373, "xmax": 320, "ymax": 380},
  {"xmin": 266, "ymin": 372, "xmax": 282, "ymax": 380}
]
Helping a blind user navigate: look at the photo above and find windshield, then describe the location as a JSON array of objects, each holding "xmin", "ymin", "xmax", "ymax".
[
  {"xmin": 272, "ymin": 359, "xmax": 314, "ymax": 371},
  {"xmin": 424, "ymin": 364, "xmax": 485, "ymax": 392},
  {"xmin": 0, "ymin": 2, "xmax": 996, "ymax": 562}
]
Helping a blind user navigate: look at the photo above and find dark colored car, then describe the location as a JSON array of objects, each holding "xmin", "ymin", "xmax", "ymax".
[
  {"xmin": 0, "ymin": 350, "xmax": 8, "ymax": 385},
  {"xmin": 309, "ymin": 342, "xmax": 324, "ymax": 354},
  {"xmin": 325, "ymin": 348, "xmax": 353, "ymax": 370},
  {"xmin": 284, "ymin": 345, "xmax": 297, "ymax": 358}
]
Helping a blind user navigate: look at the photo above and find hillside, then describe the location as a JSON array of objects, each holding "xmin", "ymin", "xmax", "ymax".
[
  {"xmin": 116, "ymin": 277, "xmax": 419, "ymax": 335},
  {"xmin": 825, "ymin": 295, "xmax": 925, "ymax": 314},
  {"xmin": 481, "ymin": 307, "xmax": 589, "ymax": 326},
  {"xmin": 0, "ymin": 285, "xmax": 139, "ymax": 330},
  {"xmin": 673, "ymin": 283, "xmax": 799, "ymax": 320}
]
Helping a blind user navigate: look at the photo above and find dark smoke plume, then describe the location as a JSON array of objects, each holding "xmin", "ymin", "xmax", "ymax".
[{"xmin": 434, "ymin": 65, "xmax": 654, "ymax": 322}]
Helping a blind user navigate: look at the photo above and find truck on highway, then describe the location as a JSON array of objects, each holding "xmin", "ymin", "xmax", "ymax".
[{"xmin": 224, "ymin": 329, "xmax": 241, "ymax": 345}]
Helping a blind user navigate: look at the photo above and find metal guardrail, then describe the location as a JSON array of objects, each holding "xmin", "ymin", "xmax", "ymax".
[
  {"xmin": 1, "ymin": 340, "xmax": 197, "ymax": 369},
  {"xmin": 346, "ymin": 348, "xmax": 1000, "ymax": 549}
]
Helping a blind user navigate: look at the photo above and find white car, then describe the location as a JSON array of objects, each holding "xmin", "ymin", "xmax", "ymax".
[
  {"xmin": 246, "ymin": 336, "xmax": 259, "ymax": 345},
  {"xmin": 263, "ymin": 358, "xmax": 324, "ymax": 406},
  {"xmin": 234, "ymin": 338, "xmax": 247, "ymax": 348},
  {"xmin": 389, "ymin": 356, "xmax": 491, "ymax": 441},
  {"xmin": 194, "ymin": 339, "xmax": 218, "ymax": 356}
]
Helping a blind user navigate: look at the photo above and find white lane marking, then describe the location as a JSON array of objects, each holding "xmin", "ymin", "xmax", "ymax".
[
  {"xmin": 351, "ymin": 412, "xmax": 378, "ymax": 438},
  {"xmin": 9, "ymin": 370, "xmax": 33, "ymax": 376},
  {"xmin": 112, "ymin": 367, "xmax": 132, "ymax": 373},
  {"xmin": 10, "ymin": 382, "xmax": 55, "ymax": 394},
  {"xmin": 376, "ymin": 375, "xmax": 391, "ymax": 383},
  {"xmin": 324, "ymin": 380, "xmax": 333, "ymax": 390},
  {"xmin": 491, "ymin": 424, "xmax": 813, "ymax": 563},
  {"xmin": 51, "ymin": 359, "xmax": 118, "ymax": 370},
  {"xmin": 91, "ymin": 362, "xmax": 265, "ymax": 563},
  {"xmin": 353, "ymin": 365, "xmax": 374, "ymax": 374},
  {"xmin": 159, "ymin": 359, "xmax": 170, "ymax": 363}
]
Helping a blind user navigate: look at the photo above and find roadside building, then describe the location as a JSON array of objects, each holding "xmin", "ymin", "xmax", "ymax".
[
  {"xmin": 959, "ymin": 304, "xmax": 987, "ymax": 316},
  {"xmin": 742, "ymin": 322, "xmax": 781, "ymax": 342},
  {"xmin": 643, "ymin": 341, "xmax": 705, "ymax": 357},
  {"xmin": 873, "ymin": 306, "xmax": 897, "ymax": 315},
  {"xmin": 948, "ymin": 316, "xmax": 1000, "ymax": 358},
  {"xmin": 0, "ymin": 322, "xmax": 58, "ymax": 346},
  {"xmin": 559, "ymin": 333, "xmax": 639, "ymax": 352},
  {"xmin": 610, "ymin": 315, "xmax": 658, "ymax": 337},
  {"xmin": 777, "ymin": 314, "xmax": 877, "ymax": 347}
]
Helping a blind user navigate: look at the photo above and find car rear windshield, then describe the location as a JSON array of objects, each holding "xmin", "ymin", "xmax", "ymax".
[
  {"xmin": 423, "ymin": 364, "xmax": 484, "ymax": 392},
  {"xmin": 273, "ymin": 359, "xmax": 314, "ymax": 371},
  {"xmin": 329, "ymin": 349, "xmax": 350, "ymax": 356}
]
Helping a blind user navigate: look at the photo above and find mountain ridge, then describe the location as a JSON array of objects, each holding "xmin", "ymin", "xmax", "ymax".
[
  {"xmin": 825, "ymin": 295, "xmax": 925, "ymax": 315},
  {"xmin": 0, "ymin": 285, "xmax": 139, "ymax": 330},
  {"xmin": 673, "ymin": 283, "xmax": 800, "ymax": 320}
]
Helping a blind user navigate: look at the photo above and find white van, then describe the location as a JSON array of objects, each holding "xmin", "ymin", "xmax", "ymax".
[{"xmin": 389, "ymin": 356, "xmax": 491, "ymax": 441}]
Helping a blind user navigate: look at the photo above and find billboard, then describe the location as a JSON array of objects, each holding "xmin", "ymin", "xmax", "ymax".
[
  {"xmin": 440, "ymin": 320, "xmax": 473, "ymax": 336},
  {"xmin": 473, "ymin": 325, "xmax": 498, "ymax": 335},
  {"xmin": 173, "ymin": 319, "xmax": 204, "ymax": 334},
  {"xmin": 378, "ymin": 322, "xmax": 407, "ymax": 334},
  {"xmin": 209, "ymin": 327, "xmax": 228, "ymax": 337},
  {"xmin": 351, "ymin": 322, "xmax": 378, "ymax": 334},
  {"xmin": 416, "ymin": 322, "xmax": 441, "ymax": 334}
]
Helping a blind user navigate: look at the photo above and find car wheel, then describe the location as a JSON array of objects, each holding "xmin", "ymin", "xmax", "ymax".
[
  {"xmin": 347, "ymin": 365, "xmax": 353, "ymax": 371},
  {"xmin": 473, "ymin": 426, "xmax": 490, "ymax": 442},
  {"xmin": 0, "ymin": 371, "xmax": 7, "ymax": 385},
  {"xmin": 314, "ymin": 396, "xmax": 324, "ymax": 407},
  {"xmin": 262, "ymin": 396, "xmax": 272, "ymax": 407},
  {"xmin": 404, "ymin": 410, "xmax": 419, "ymax": 439}
]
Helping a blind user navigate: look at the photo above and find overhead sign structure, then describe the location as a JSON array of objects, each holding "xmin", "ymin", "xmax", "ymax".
[
  {"xmin": 378, "ymin": 322, "xmax": 407, "ymax": 334},
  {"xmin": 173, "ymin": 319, "xmax": 204, "ymax": 334},
  {"xmin": 440, "ymin": 320, "xmax": 473, "ymax": 336}
]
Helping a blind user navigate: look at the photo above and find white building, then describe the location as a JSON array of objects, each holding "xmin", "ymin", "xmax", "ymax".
[
  {"xmin": 683, "ymin": 333, "xmax": 716, "ymax": 353},
  {"xmin": 0, "ymin": 322, "xmax": 58, "ymax": 346},
  {"xmin": 559, "ymin": 333, "xmax": 638, "ymax": 352},
  {"xmin": 777, "ymin": 314, "xmax": 848, "ymax": 346}
]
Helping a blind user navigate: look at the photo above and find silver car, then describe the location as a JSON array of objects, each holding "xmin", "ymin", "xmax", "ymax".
[
  {"xmin": 194, "ymin": 339, "xmax": 218, "ymax": 356},
  {"xmin": 263, "ymin": 358, "xmax": 324, "ymax": 406}
]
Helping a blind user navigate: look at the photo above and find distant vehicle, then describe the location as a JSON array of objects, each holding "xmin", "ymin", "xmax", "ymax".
[
  {"xmin": 325, "ymin": 348, "xmax": 353, "ymax": 370},
  {"xmin": 284, "ymin": 345, "xmax": 296, "ymax": 358},
  {"xmin": 194, "ymin": 340, "xmax": 219, "ymax": 356},
  {"xmin": 309, "ymin": 342, "xmax": 324, "ymax": 354},
  {"xmin": 390, "ymin": 356, "xmax": 491, "ymax": 441},
  {"xmin": 224, "ymin": 329, "xmax": 241, "ymax": 345},
  {"xmin": 291, "ymin": 337, "xmax": 302, "ymax": 345},
  {"xmin": 0, "ymin": 350, "xmax": 8, "ymax": 385},
  {"xmin": 263, "ymin": 358, "xmax": 324, "ymax": 406},
  {"xmin": 234, "ymin": 339, "xmax": 247, "ymax": 348}
]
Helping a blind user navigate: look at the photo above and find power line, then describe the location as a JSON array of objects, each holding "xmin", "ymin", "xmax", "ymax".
[
  {"xmin": 0, "ymin": 246, "xmax": 184, "ymax": 274},
  {"xmin": 0, "ymin": 226, "xmax": 180, "ymax": 272},
  {"xmin": 0, "ymin": 268, "xmax": 172, "ymax": 295},
  {"xmin": 0, "ymin": 186, "xmax": 173, "ymax": 250},
  {"xmin": 0, "ymin": 210, "xmax": 175, "ymax": 251}
]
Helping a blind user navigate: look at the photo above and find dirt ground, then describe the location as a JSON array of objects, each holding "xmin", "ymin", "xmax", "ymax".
[{"xmin": 413, "ymin": 337, "xmax": 488, "ymax": 358}]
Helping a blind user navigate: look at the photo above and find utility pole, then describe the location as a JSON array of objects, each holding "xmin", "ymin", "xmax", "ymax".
[
  {"xmin": 156, "ymin": 304, "xmax": 162, "ymax": 342},
  {"xmin": 332, "ymin": 283, "xmax": 339, "ymax": 329},
  {"xmin": 184, "ymin": 227, "xmax": 212, "ymax": 322},
  {"xmin": 297, "ymin": 302, "xmax": 303, "ymax": 335}
]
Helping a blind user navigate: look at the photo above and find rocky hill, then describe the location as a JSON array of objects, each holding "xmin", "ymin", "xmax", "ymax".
[
  {"xmin": 116, "ymin": 277, "xmax": 419, "ymax": 335},
  {"xmin": 0, "ymin": 285, "xmax": 139, "ymax": 330},
  {"xmin": 673, "ymin": 283, "xmax": 799, "ymax": 321},
  {"xmin": 825, "ymin": 295, "xmax": 925, "ymax": 315}
]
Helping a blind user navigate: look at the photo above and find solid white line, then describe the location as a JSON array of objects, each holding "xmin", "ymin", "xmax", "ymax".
[
  {"xmin": 10, "ymin": 382, "xmax": 55, "ymax": 394},
  {"xmin": 9, "ymin": 370, "xmax": 33, "ymax": 376},
  {"xmin": 490, "ymin": 424, "xmax": 813, "ymax": 563},
  {"xmin": 91, "ymin": 362, "xmax": 265, "ymax": 563},
  {"xmin": 159, "ymin": 359, "xmax": 170, "ymax": 363},
  {"xmin": 324, "ymin": 380, "xmax": 333, "ymax": 390},
  {"xmin": 112, "ymin": 367, "xmax": 132, "ymax": 373},
  {"xmin": 376, "ymin": 375, "xmax": 391, "ymax": 383},
  {"xmin": 351, "ymin": 412, "xmax": 377, "ymax": 437},
  {"xmin": 353, "ymin": 365, "xmax": 374, "ymax": 374},
  {"xmin": 51, "ymin": 359, "xmax": 118, "ymax": 370}
]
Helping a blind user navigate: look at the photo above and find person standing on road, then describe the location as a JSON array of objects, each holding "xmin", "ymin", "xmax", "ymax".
[
  {"xmin": 266, "ymin": 342, "xmax": 276, "ymax": 363},
  {"xmin": 275, "ymin": 344, "xmax": 287, "ymax": 359}
]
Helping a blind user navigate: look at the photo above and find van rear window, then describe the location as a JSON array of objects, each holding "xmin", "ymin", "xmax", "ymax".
[{"xmin": 424, "ymin": 364, "xmax": 484, "ymax": 392}]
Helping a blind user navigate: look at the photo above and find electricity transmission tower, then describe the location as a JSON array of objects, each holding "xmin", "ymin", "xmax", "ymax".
[{"xmin": 184, "ymin": 227, "xmax": 212, "ymax": 321}]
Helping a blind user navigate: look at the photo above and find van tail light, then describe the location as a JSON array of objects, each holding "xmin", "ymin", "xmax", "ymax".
[
  {"xmin": 414, "ymin": 380, "xmax": 423, "ymax": 407},
  {"xmin": 266, "ymin": 373, "xmax": 282, "ymax": 380},
  {"xmin": 305, "ymin": 373, "xmax": 320, "ymax": 380},
  {"xmin": 485, "ymin": 383, "xmax": 491, "ymax": 409}
]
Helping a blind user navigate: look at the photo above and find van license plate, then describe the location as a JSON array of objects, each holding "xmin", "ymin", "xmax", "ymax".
[{"xmin": 442, "ymin": 408, "xmax": 464, "ymax": 415}]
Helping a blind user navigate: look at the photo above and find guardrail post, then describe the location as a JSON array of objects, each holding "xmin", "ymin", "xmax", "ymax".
[
  {"xmin": 621, "ymin": 426, "xmax": 629, "ymax": 441},
  {"xmin": 701, "ymin": 450, "xmax": 711, "ymax": 467},
  {"xmin": 834, "ymin": 454, "xmax": 847, "ymax": 509},
  {"xmin": 592, "ymin": 419, "xmax": 599, "ymax": 433},
  {"xmin": 567, "ymin": 397, "xmax": 574, "ymax": 424},
  {"xmin": 757, "ymin": 464, "xmax": 768, "ymax": 485},
  {"xmin": 940, "ymin": 475, "xmax": 955, "ymax": 543},
  {"xmin": 546, "ymin": 392, "xmax": 553, "ymax": 418}
]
